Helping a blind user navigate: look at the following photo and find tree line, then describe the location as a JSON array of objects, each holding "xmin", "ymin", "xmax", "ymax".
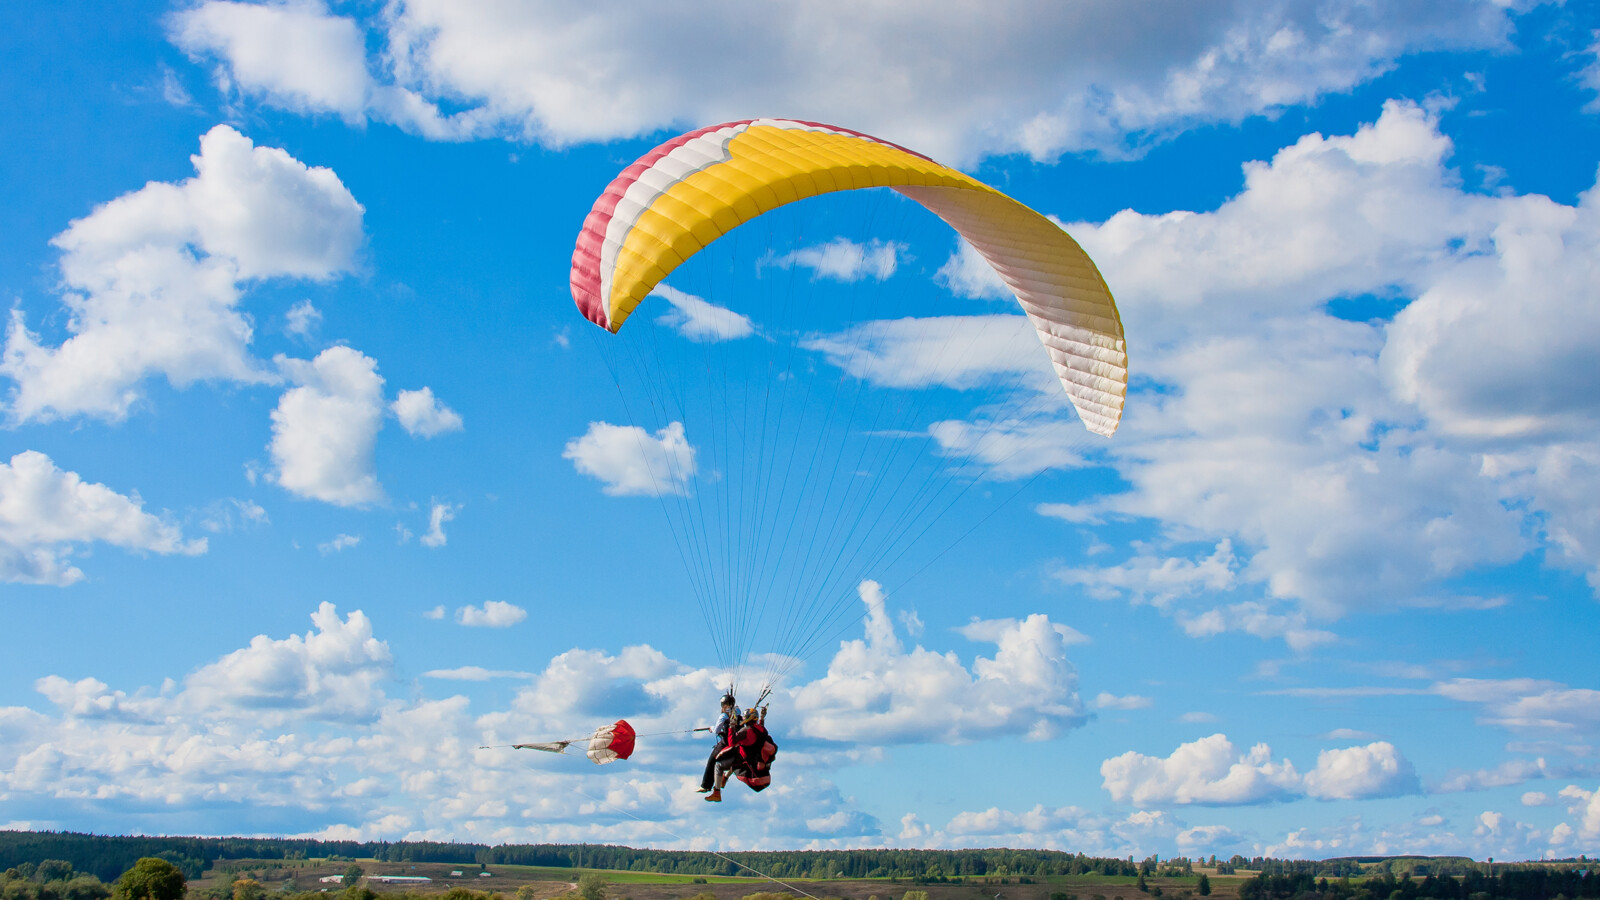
[
  {"xmin": 1223, "ymin": 858, "xmax": 1595, "ymax": 880},
  {"xmin": 1240, "ymin": 868, "xmax": 1600, "ymax": 900},
  {"xmin": 2, "ymin": 832, "xmax": 1592, "ymax": 890},
  {"xmin": 0, "ymin": 834, "xmax": 1148, "ymax": 882},
  {"xmin": 1, "ymin": 859, "xmax": 113, "ymax": 900},
  {"xmin": 478, "ymin": 846, "xmax": 1142, "ymax": 880}
]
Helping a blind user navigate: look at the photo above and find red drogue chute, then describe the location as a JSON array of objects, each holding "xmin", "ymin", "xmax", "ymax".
[
  {"xmin": 586, "ymin": 719, "xmax": 635, "ymax": 765},
  {"xmin": 506, "ymin": 719, "xmax": 636, "ymax": 765}
]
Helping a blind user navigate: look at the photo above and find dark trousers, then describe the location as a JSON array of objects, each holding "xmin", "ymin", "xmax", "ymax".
[{"xmin": 700, "ymin": 747, "xmax": 720, "ymax": 790}]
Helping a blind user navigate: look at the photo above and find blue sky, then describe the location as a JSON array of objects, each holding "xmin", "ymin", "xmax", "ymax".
[{"xmin": 3, "ymin": 0, "xmax": 1600, "ymax": 860}]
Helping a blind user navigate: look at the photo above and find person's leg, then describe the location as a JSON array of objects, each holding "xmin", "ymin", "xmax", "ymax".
[
  {"xmin": 707, "ymin": 760, "xmax": 726, "ymax": 801},
  {"xmin": 699, "ymin": 749, "xmax": 717, "ymax": 791},
  {"xmin": 715, "ymin": 758, "xmax": 747, "ymax": 790}
]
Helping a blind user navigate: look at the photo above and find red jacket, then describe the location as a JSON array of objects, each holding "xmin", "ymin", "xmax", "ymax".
[{"xmin": 725, "ymin": 722, "xmax": 777, "ymax": 791}]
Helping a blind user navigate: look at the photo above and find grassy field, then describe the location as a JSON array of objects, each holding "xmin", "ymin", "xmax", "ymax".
[
  {"xmin": 194, "ymin": 858, "xmax": 1250, "ymax": 900},
  {"xmin": 196, "ymin": 858, "xmax": 780, "ymax": 894}
]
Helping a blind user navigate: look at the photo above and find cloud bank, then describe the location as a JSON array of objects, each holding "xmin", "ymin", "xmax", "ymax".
[
  {"xmin": 1101, "ymin": 734, "xmax": 1420, "ymax": 805},
  {"xmin": 171, "ymin": 0, "xmax": 1522, "ymax": 163}
]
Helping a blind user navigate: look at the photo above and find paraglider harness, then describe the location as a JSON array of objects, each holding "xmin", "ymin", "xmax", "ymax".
[
  {"xmin": 718, "ymin": 717, "xmax": 778, "ymax": 791},
  {"xmin": 715, "ymin": 687, "xmax": 778, "ymax": 792}
]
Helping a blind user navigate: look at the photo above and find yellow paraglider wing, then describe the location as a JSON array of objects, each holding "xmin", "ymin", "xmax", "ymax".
[{"xmin": 570, "ymin": 118, "xmax": 1127, "ymax": 436}]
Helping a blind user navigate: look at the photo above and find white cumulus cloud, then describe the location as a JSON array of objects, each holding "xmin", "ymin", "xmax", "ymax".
[
  {"xmin": 269, "ymin": 346, "xmax": 386, "ymax": 507},
  {"xmin": 564, "ymin": 420, "xmax": 696, "ymax": 497},
  {"xmin": 284, "ymin": 299, "xmax": 322, "ymax": 339},
  {"xmin": 506, "ymin": 645, "xmax": 678, "ymax": 719},
  {"xmin": 1560, "ymin": 784, "xmax": 1600, "ymax": 840},
  {"xmin": 1036, "ymin": 99, "xmax": 1600, "ymax": 640},
  {"xmin": 420, "ymin": 502, "xmax": 457, "ymax": 548},
  {"xmin": 182, "ymin": 602, "xmax": 392, "ymax": 723},
  {"xmin": 1302, "ymin": 742, "xmax": 1421, "ymax": 800},
  {"xmin": 1434, "ymin": 677, "xmax": 1600, "ymax": 733},
  {"xmin": 171, "ymin": 1, "xmax": 472, "ymax": 139},
  {"xmin": 1433, "ymin": 758, "xmax": 1570, "ymax": 793},
  {"xmin": 1101, "ymin": 734, "xmax": 1302, "ymax": 806},
  {"xmin": 1058, "ymin": 540, "xmax": 1239, "ymax": 609},
  {"xmin": 2, "ymin": 125, "xmax": 363, "ymax": 423},
  {"xmin": 456, "ymin": 600, "xmax": 527, "ymax": 628},
  {"xmin": 1101, "ymin": 734, "xmax": 1420, "ymax": 806},
  {"xmin": 802, "ymin": 314, "xmax": 1055, "ymax": 392},
  {"xmin": 391, "ymin": 387, "xmax": 463, "ymax": 437},
  {"xmin": 936, "ymin": 238, "xmax": 1012, "ymax": 300},
  {"xmin": 0, "ymin": 604, "xmax": 928, "ymax": 849},
  {"xmin": 421, "ymin": 666, "xmax": 531, "ymax": 681},
  {"xmin": 927, "ymin": 417, "xmax": 1093, "ymax": 480},
  {"xmin": 174, "ymin": 0, "xmax": 1521, "ymax": 163},
  {"xmin": 792, "ymin": 581, "xmax": 1087, "ymax": 744},
  {"xmin": 0, "ymin": 450, "xmax": 205, "ymax": 586},
  {"xmin": 171, "ymin": 1, "xmax": 371, "ymax": 119},
  {"xmin": 318, "ymin": 533, "xmax": 359, "ymax": 554},
  {"xmin": 766, "ymin": 237, "xmax": 904, "ymax": 282},
  {"xmin": 651, "ymin": 285, "xmax": 754, "ymax": 342}
]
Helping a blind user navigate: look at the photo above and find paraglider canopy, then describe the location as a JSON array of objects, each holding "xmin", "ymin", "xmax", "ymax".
[{"xmin": 570, "ymin": 117, "xmax": 1127, "ymax": 436}]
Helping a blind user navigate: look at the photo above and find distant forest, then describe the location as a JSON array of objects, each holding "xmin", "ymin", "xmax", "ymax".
[
  {"xmin": 1240, "ymin": 869, "xmax": 1600, "ymax": 900},
  {"xmin": 0, "ymin": 831, "xmax": 1593, "ymax": 891},
  {"xmin": 0, "ymin": 832, "xmax": 1152, "ymax": 877},
  {"xmin": 0, "ymin": 832, "xmax": 1141, "ymax": 884}
]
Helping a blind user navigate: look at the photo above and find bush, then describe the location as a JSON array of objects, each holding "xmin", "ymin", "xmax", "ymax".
[
  {"xmin": 113, "ymin": 860, "xmax": 185, "ymax": 900},
  {"xmin": 63, "ymin": 877, "xmax": 112, "ymax": 900},
  {"xmin": 36, "ymin": 864, "xmax": 75, "ymax": 884},
  {"xmin": 0, "ymin": 874, "xmax": 112, "ymax": 900},
  {"xmin": 576, "ymin": 875, "xmax": 610, "ymax": 900}
]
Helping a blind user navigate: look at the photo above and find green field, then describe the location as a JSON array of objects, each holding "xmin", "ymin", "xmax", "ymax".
[{"xmin": 191, "ymin": 857, "xmax": 1242, "ymax": 900}]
